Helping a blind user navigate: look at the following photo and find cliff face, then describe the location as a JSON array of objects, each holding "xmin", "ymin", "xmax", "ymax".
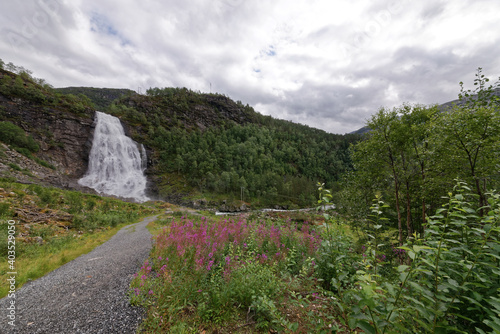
[{"xmin": 0, "ymin": 94, "xmax": 95, "ymax": 184}]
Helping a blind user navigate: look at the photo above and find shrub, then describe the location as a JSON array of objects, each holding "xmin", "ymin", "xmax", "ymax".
[
  {"xmin": 8, "ymin": 163, "xmax": 22, "ymax": 171},
  {"xmin": 0, "ymin": 223, "xmax": 9, "ymax": 257},
  {"xmin": 65, "ymin": 191, "xmax": 83, "ymax": 213},
  {"xmin": 29, "ymin": 184, "xmax": 57, "ymax": 206},
  {"xmin": 0, "ymin": 202, "xmax": 11, "ymax": 217},
  {"xmin": 343, "ymin": 181, "xmax": 500, "ymax": 333},
  {"xmin": 0, "ymin": 121, "xmax": 39, "ymax": 152}
]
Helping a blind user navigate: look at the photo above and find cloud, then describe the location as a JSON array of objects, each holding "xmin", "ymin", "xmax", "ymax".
[{"xmin": 0, "ymin": 0, "xmax": 499, "ymax": 134}]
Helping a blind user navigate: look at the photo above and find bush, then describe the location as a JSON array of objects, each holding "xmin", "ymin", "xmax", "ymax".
[
  {"xmin": 65, "ymin": 191, "xmax": 83, "ymax": 213},
  {"xmin": 342, "ymin": 181, "xmax": 500, "ymax": 334},
  {"xmin": 0, "ymin": 202, "xmax": 11, "ymax": 217},
  {"xmin": 29, "ymin": 184, "xmax": 57, "ymax": 206},
  {"xmin": 8, "ymin": 163, "xmax": 21, "ymax": 171},
  {"xmin": 0, "ymin": 223, "xmax": 9, "ymax": 257},
  {"xmin": 0, "ymin": 121, "xmax": 39, "ymax": 152}
]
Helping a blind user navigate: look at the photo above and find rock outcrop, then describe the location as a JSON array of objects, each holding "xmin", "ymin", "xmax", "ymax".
[{"xmin": 0, "ymin": 94, "xmax": 95, "ymax": 186}]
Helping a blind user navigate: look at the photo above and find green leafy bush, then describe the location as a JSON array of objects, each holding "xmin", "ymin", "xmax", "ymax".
[
  {"xmin": 0, "ymin": 203, "xmax": 11, "ymax": 217},
  {"xmin": 341, "ymin": 181, "xmax": 500, "ymax": 333},
  {"xmin": 0, "ymin": 121, "xmax": 39, "ymax": 152},
  {"xmin": 29, "ymin": 184, "xmax": 57, "ymax": 206},
  {"xmin": 8, "ymin": 163, "xmax": 21, "ymax": 171}
]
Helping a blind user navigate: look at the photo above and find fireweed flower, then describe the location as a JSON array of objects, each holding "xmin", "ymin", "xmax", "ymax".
[{"xmin": 206, "ymin": 260, "xmax": 214, "ymax": 271}]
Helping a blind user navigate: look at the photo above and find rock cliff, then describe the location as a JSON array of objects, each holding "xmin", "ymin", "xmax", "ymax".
[{"xmin": 0, "ymin": 93, "xmax": 94, "ymax": 187}]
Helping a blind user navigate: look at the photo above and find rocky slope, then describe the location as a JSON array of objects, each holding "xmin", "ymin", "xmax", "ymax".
[{"xmin": 0, "ymin": 94, "xmax": 94, "ymax": 184}]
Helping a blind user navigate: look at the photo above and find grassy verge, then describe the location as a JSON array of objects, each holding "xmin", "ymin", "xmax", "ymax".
[
  {"xmin": 0, "ymin": 179, "xmax": 161, "ymax": 298},
  {"xmin": 1, "ymin": 221, "xmax": 132, "ymax": 297}
]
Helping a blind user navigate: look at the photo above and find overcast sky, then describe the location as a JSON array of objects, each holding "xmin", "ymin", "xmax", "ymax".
[{"xmin": 1, "ymin": 0, "xmax": 499, "ymax": 134}]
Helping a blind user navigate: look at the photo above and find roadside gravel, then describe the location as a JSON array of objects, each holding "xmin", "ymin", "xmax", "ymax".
[{"xmin": 0, "ymin": 215, "xmax": 158, "ymax": 334}]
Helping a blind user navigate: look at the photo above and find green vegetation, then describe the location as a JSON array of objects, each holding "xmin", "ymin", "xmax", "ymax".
[
  {"xmin": 0, "ymin": 121, "xmax": 57, "ymax": 170},
  {"xmin": 318, "ymin": 182, "xmax": 500, "ymax": 333},
  {"xmin": 0, "ymin": 121, "xmax": 39, "ymax": 153},
  {"xmin": 55, "ymin": 87, "xmax": 135, "ymax": 110},
  {"xmin": 131, "ymin": 181, "xmax": 500, "ymax": 333},
  {"xmin": 0, "ymin": 62, "xmax": 94, "ymax": 115},
  {"xmin": 337, "ymin": 68, "xmax": 500, "ymax": 243},
  {"xmin": 0, "ymin": 179, "xmax": 159, "ymax": 298},
  {"xmin": 104, "ymin": 87, "xmax": 360, "ymax": 207},
  {"xmin": 130, "ymin": 69, "xmax": 500, "ymax": 333},
  {"xmin": 130, "ymin": 212, "xmax": 334, "ymax": 332},
  {"xmin": 152, "ymin": 122, "xmax": 358, "ymax": 207}
]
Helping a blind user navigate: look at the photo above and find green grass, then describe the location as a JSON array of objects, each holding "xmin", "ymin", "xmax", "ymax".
[{"xmin": 0, "ymin": 180, "xmax": 162, "ymax": 298}]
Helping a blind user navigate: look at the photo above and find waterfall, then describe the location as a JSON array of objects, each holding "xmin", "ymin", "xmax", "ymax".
[{"xmin": 78, "ymin": 111, "xmax": 150, "ymax": 202}]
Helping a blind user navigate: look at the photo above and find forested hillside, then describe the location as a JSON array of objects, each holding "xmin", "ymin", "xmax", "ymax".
[
  {"xmin": 104, "ymin": 87, "xmax": 360, "ymax": 207},
  {"xmin": 55, "ymin": 87, "xmax": 135, "ymax": 111}
]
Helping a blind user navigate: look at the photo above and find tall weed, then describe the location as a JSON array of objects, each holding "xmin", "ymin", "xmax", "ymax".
[{"xmin": 341, "ymin": 181, "xmax": 500, "ymax": 333}]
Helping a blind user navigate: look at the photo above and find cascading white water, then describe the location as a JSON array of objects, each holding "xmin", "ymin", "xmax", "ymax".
[{"xmin": 78, "ymin": 111, "xmax": 150, "ymax": 202}]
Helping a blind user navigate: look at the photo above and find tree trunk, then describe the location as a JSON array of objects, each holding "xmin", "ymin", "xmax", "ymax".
[
  {"xmin": 392, "ymin": 168, "xmax": 403, "ymax": 246},
  {"xmin": 420, "ymin": 164, "xmax": 426, "ymax": 234},
  {"xmin": 406, "ymin": 181, "xmax": 413, "ymax": 238},
  {"xmin": 474, "ymin": 177, "xmax": 485, "ymax": 216}
]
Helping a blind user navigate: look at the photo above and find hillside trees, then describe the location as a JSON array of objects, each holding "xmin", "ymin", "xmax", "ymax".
[
  {"xmin": 0, "ymin": 66, "xmax": 94, "ymax": 114},
  {"xmin": 340, "ymin": 69, "xmax": 500, "ymax": 240},
  {"xmin": 151, "ymin": 122, "xmax": 359, "ymax": 206}
]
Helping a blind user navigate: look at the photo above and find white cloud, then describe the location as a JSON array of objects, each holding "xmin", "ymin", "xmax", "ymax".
[{"xmin": 1, "ymin": 0, "xmax": 499, "ymax": 133}]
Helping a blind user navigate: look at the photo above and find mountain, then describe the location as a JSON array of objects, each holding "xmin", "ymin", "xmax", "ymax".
[{"xmin": 0, "ymin": 65, "xmax": 360, "ymax": 208}]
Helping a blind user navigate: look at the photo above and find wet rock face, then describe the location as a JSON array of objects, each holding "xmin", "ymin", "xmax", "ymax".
[{"xmin": 0, "ymin": 94, "xmax": 95, "ymax": 180}]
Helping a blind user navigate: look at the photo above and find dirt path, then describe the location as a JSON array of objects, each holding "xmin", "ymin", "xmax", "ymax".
[{"xmin": 0, "ymin": 215, "xmax": 158, "ymax": 334}]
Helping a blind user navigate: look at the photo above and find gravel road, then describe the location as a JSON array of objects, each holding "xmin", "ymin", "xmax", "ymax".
[{"xmin": 0, "ymin": 215, "xmax": 158, "ymax": 334}]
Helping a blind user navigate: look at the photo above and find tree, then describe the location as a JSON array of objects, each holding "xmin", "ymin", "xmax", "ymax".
[
  {"xmin": 430, "ymin": 69, "xmax": 500, "ymax": 215},
  {"xmin": 399, "ymin": 104, "xmax": 437, "ymax": 233},
  {"xmin": 352, "ymin": 108, "xmax": 406, "ymax": 244}
]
